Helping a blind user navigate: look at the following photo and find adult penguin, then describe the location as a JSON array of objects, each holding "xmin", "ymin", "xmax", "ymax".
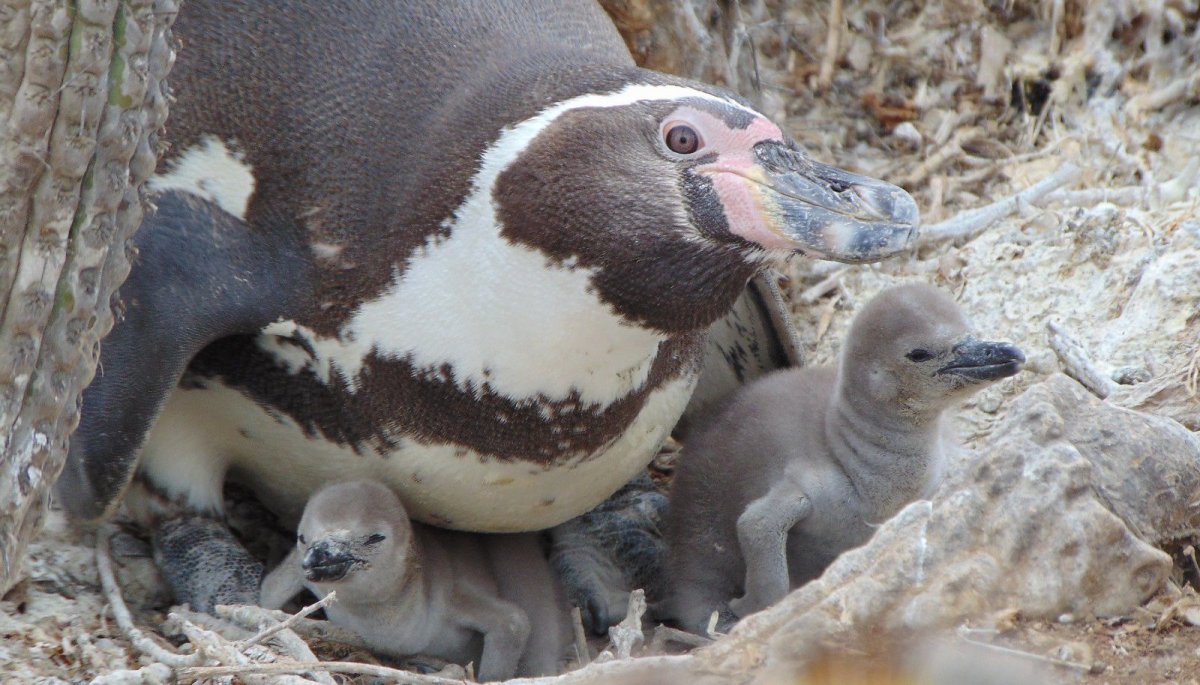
[{"xmin": 56, "ymin": 0, "xmax": 918, "ymax": 610}]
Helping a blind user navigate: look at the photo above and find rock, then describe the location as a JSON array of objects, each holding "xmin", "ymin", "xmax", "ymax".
[
  {"xmin": 891, "ymin": 121, "xmax": 923, "ymax": 151},
  {"xmin": 696, "ymin": 374, "xmax": 1187, "ymax": 679},
  {"xmin": 1098, "ymin": 222, "xmax": 1200, "ymax": 372},
  {"xmin": 1111, "ymin": 365, "xmax": 1152, "ymax": 385},
  {"xmin": 1029, "ymin": 374, "xmax": 1200, "ymax": 546},
  {"xmin": 1111, "ymin": 367, "xmax": 1200, "ymax": 432}
]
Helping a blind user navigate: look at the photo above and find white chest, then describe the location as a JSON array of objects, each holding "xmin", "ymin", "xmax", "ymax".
[{"xmin": 263, "ymin": 226, "xmax": 666, "ymax": 410}]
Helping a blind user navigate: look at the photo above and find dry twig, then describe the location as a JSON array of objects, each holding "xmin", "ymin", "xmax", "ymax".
[
  {"xmin": 178, "ymin": 660, "xmax": 457, "ymax": 684},
  {"xmin": 230, "ymin": 593, "xmax": 338, "ymax": 650},
  {"xmin": 570, "ymin": 606, "xmax": 591, "ymax": 666},
  {"xmin": 648, "ymin": 625, "xmax": 714, "ymax": 653},
  {"xmin": 799, "ymin": 269, "xmax": 845, "ymax": 304},
  {"xmin": 957, "ymin": 626, "xmax": 1102, "ymax": 674},
  {"xmin": 816, "ymin": 0, "xmax": 843, "ymax": 91},
  {"xmin": 899, "ymin": 126, "xmax": 977, "ymax": 188},
  {"xmin": 216, "ymin": 597, "xmax": 339, "ymax": 685},
  {"xmin": 608, "ymin": 589, "xmax": 648, "ymax": 660},
  {"xmin": 1125, "ymin": 71, "xmax": 1200, "ymax": 117},
  {"xmin": 88, "ymin": 664, "xmax": 173, "ymax": 685},
  {"xmin": 1040, "ymin": 186, "xmax": 1145, "ymax": 207},
  {"xmin": 1046, "ymin": 321, "xmax": 1117, "ymax": 399},
  {"xmin": 917, "ymin": 163, "xmax": 1081, "ymax": 248},
  {"xmin": 95, "ymin": 526, "xmax": 203, "ymax": 669},
  {"xmin": 215, "ymin": 603, "xmax": 371, "ymax": 649}
]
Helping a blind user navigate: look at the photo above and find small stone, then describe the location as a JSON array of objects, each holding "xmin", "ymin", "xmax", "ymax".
[
  {"xmin": 1055, "ymin": 640, "xmax": 1092, "ymax": 663},
  {"xmin": 891, "ymin": 121, "xmax": 922, "ymax": 151},
  {"xmin": 1111, "ymin": 366, "xmax": 1152, "ymax": 385}
]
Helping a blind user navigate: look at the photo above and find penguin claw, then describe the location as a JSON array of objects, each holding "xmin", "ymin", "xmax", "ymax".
[{"xmin": 584, "ymin": 596, "xmax": 610, "ymax": 636}]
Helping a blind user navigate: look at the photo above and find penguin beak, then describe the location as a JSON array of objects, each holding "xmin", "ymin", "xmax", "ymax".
[
  {"xmin": 747, "ymin": 140, "xmax": 918, "ymax": 262},
  {"xmin": 302, "ymin": 538, "xmax": 360, "ymax": 583},
  {"xmin": 936, "ymin": 338, "xmax": 1026, "ymax": 381}
]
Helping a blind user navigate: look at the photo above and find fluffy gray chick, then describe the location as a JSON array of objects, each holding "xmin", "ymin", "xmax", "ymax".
[
  {"xmin": 260, "ymin": 480, "xmax": 568, "ymax": 681},
  {"xmin": 664, "ymin": 283, "xmax": 1024, "ymax": 634}
]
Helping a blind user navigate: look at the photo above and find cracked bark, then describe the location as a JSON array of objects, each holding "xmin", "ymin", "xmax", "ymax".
[{"xmin": 0, "ymin": 0, "xmax": 177, "ymax": 597}]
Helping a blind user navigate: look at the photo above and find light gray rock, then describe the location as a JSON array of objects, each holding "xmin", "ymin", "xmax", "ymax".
[
  {"xmin": 694, "ymin": 373, "xmax": 1190, "ymax": 679},
  {"xmin": 1111, "ymin": 367, "xmax": 1200, "ymax": 433},
  {"xmin": 1035, "ymin": 373, "xmax": 1200, "ymax": 547}
]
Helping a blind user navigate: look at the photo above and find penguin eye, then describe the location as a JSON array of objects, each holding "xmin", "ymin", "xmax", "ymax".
[
  {"xmin": 297, "ymin": 534, "xmax": 307, "ymax": 545},
  {"xmin": 365, "ymin": 534, "xmax": 386, "ymax": 545},
  {"xmin": 665, "ymin": 124, "xmax": 701, "ymax": 155},
  {"xmin": 906, "ymin": 349, "xmax": 933, "ymax": 362}
]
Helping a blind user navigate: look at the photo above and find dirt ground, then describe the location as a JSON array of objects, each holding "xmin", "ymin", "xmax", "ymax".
[{"xmin": 3, "ymin": 0, "xmax": 1200, "ymax": 683}]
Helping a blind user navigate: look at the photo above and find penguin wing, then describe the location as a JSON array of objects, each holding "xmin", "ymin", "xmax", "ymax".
[{"xmin": 56, "ymin": 191, "xmax": 309, "ymax": 519}]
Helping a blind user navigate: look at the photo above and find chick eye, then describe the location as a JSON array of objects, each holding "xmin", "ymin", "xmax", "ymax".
[
  {"xmin": 665, "ymin": 124, "xmax": 701, "ymax": 155},
  {"xmin": 365, "ymin": 534, "xmax": 386, "ymax": 545},
  {"xmin": 297, "ymin": 534, "xmax": 307, "ymax": 545},
  {"xmin": 906, "ymin": 349, "xmax": 933, "ymax": 362}
]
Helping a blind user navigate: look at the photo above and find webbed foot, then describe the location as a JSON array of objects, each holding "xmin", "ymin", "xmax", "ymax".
[{"xmin": 153, "ymin": 515, "xmax": 263, "ymax": 612}]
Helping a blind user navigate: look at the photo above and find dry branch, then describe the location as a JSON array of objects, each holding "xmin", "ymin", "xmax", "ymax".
[
  {"xmin": 917, "ymin": 163, "xmax": 1081, "ymax": 248},
  {"xmin": 649, "ymin": 625, "xmax": 713, "ymax": 652},
  {"xmin": 1125, "ymin": 71, "xmax": 1200, "ymax": 117},
  {"xmin": 798, "ymin": 269, "xmax": 845, "ymax": 304},
  {"xmin": 215, "ymin": 602, "xmax": 372, "ymax": 649},
  {"xmin": 1040, "ymin": 186, "xmax": 1146, "ymax": 207},
  {"xmin": 1046, "ymin": 321, "xmax": 1116, "ymax": 399},
  {"xmin": 816, "ymin": 0, "xmax": 843, "ymax": 91},
  {"xmin": 956, "ymin": 626, "xmax": 1101, "ymax": 674},
  {"xmin": 608, "ymin": 589, "xmax": 648, "ymax": 660},
  {"xmin": 229, "ymin": 593, "xmax": 338, "ymax": 650},
  {"xmin": 96, "ymin": 525, "xmax": 203, "ymax": 669},
  {"xmin": 570, "ymin": 606, "xmax": 591, "ymax": 666},
  {"xmin": 88, "ymin": 664, "xmax": 173, "ymax": 685}
]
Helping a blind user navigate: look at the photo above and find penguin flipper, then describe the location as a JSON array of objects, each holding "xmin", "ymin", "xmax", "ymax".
[
  {"xmin": 729, "ymin": 480, "xmax": 813, "ymax": 618},
  {"xmin": 56, "ymin": 192, "xmax": 308, "ymax": 520},
  {"xmin": 260, "ymin": 546, "xmax": 306, "ymax": 610}
]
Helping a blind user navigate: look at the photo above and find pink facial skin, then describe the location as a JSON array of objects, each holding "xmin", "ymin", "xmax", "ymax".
[{"xmin": 660, "ymin": 107, "xmax": 796, "ymax": 251}]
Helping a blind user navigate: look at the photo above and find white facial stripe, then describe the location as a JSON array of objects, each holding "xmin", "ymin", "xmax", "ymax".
[
  {"xmin": 147, "ymin": 135, "xmax": 256, "ymax": 220},
  {"xmin": 256, "ymin": 84, "xmax": 748, "ymax": 406},
  {"xmin": 482, "ymin": 83, "xmax": 758, "ymax": 168}
]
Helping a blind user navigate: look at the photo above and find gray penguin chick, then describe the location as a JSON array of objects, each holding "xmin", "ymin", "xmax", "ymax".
[
  {"xmin": 260, "ymin": 480, "xmax": 568, "ymax": 681},
  {"xmin": 664, "ymin": 283, "xmax": 1024, "ymax": 634}
]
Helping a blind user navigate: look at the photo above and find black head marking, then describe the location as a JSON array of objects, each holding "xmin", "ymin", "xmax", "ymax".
[{"xmin": 494, "ymin": 98, "xmax": 761, "ymax": 333}]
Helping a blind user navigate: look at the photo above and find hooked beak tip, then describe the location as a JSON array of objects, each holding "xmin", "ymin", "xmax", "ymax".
[{"xmin": 749, "ymin": 141, "xmax": 920, "ymax": 262}]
